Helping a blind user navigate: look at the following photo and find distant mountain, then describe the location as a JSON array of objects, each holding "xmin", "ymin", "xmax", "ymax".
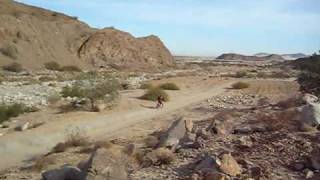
[
  {"xmin": 254, "ymin": 53, "xmax": 309, "ymax": 60},
  {"xmin": 216, "ymin": 53, "xmax": 285, "ymax": 61}
]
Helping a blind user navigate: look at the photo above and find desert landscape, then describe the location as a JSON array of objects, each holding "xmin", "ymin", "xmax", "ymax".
[{"xmin": 0, "ymin": 0, "xmax": 320, "ymax": 180}]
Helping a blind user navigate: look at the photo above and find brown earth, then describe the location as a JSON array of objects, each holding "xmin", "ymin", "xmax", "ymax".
[{"xmin": 0, "ymin": 0, "xmax": 174, "ymax": 71}]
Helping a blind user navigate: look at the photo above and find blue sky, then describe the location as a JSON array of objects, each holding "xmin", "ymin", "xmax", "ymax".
[{"xmin": 17, "ymin": 0, "xmax": 320, "ymax": 56}]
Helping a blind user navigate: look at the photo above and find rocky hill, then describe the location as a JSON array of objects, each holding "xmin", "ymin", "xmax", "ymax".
[
  {"xmin": 0, "ymin": 0, "xmax": 174, "ymax": 71},
  {"xmin": 216, "ymin": 53, "xmax": 285, "ymax": 61},
  {"xmin": 255, "ymin": 53, "xmax": 308, "ymax": 60}
]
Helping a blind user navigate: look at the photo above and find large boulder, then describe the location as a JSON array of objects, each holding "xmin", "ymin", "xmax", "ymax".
[
  {"xmin": 42, "ymin": 165, "xmax": 85, "ymax": 180},
  {"xmin": 158, "ymin": 117, "xmax": 191, "ymax": 150},
  {"xmin": 79, "ymin": 148, "xmax": 128, "ymax": 180},
  {"xmin": 219, "ymin": 153, "xmax": 241, "ymax": 177},
  {"xmin": 301, "ymin": 94, "xmax": 320, "ymax": 126}
]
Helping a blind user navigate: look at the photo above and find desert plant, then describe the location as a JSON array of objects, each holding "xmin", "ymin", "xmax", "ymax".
[
  {"xmin": 140, "ymin": 83, "xmax": 154, "ymax": 89},
  {"xmin": 31, "ymin": 155, "xmax": 55, "ymax": 171},
  {"xmin": 61, "ymin": 78, "xmax": 120, "ymax": 110},
  {"xmin": 0, "ymin": 44, "xmax": 18, "ymax": 59},
  {"xmin": 159, "ymin": 82, "xmax": 180, "ymax": 90},
  {"xmin": 61, "ymin": 84, "xmax": 85, "ymax": 98},
  {"xmin": 47, "ymin": 94, "xmax": 61, "ymax": 105},
  {"xmin": 231, "ymin": 82, "xmax": 249, "ymax": 89},
  {"xmin": 0, "ymin": 103, "xmax": 28, "ymax": 123},
  {"xmin": 234, "ymin": 71, "xmax": 247, "ymax": 78},
  {"xmin": 38, "ymin": 76, "xmax": 56, "ymax": 82},
  {"xmin": 44, "ymin": 61, "xmax": 61, "ymax": 71},
  {"xmin": 140, "ymin": 87, "xmax": 169, "ymax": 101},
  {"xmin": 2, "ymin": 62, "xmax": 23, "ymax": 72},
  {"xmin": 61, "ymin": 65, "xmax": 82, "ymax": 72}
]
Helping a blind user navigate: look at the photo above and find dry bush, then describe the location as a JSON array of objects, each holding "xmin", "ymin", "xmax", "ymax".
[
  {"xmin": 140, "ymin": 87, "xmax": 169, "ymax": 101},
  {"xmin": 94, "ymin": 140, "xmax": 114, "ymax": 150},
  {"xmin": 51, "ymin": 130, "xmax": 90, "ymax": 153},
  {"xmin": 234, "ymin": 71, "xmax": 247, "ymax": 78},
  {"xmin": 159, "ymin": 82, "xmax": 180, "ymax": 90},
  {"xmin": 31, "ymin": 155, "xmax": 55, "ymax": 171},
  {"xmin": 0, "ymin": 44, "xmax": 18, "ymax": 59},
  {"xmin": 140, "ymin": 83, "xmax": 154, "ymax": 89},
  {"xmin": 152, "ymin": 148, "xmax": 175, "ymax": 165},
  {"xmin": 144, "ymin": 136, "xmax": 159, "ymax": 148},
  {"xmin": 38, "ymin": 76, "xmax": 56, "ymax": 82},
  {"xmin": 0, "ymin": 103, "xmax": 29, "ymax": 123},
  {"xmin": 47, "ymin": 93, "xmax": 61, "ymax": 105},
  {"xmin": 256, "ymin": 109, "xmax": 299, "ymax": 131},
  {"xmin": 2, "ymin": 62, "xmax": 23, "ymax": 72},
  {"xmin": 276, "ymin": 95, "xmax": 304, "ymax": 109},
  {"xmin": 231, "ymin": 82, "xmax": 249, "ymax": 89},
  {"xmin": 61, "ymin": 65, "xmax": 82, "ymax": 72},
  {"xmin": 44, "ymin": 61, "xmax": 61, "ymax": 71}
]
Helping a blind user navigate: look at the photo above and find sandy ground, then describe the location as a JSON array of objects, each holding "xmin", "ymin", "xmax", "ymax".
[{"xmin": 0, "ymin": 77, "xmax": 234, "ymax": 170}]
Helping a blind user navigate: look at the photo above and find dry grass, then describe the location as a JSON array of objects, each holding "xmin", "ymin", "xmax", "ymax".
[
  {"xmin": 140, "ymin": 87, "xmax": 169, "ymax": 102},
  {"xmin": 31, "ymin": 155, "xmax": 55, "ymax": 171},
  {"xmin": 152, "ymin": 148, "xmax": 175, "ymax": 165},
  {"xmin": 144, "ymin": 136, "xmax": 159, "ymax": 148},
  {"xmin": 51, "ymin": 135, "xmax": 90, "ymax": 153},
  {"xmin": 159, "ymin": 82, "xmax": 180, "ymax": 90}
]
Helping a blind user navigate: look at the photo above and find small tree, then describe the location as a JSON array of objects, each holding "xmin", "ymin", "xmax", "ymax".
[{"xmin": 61, "ymin": 77, "xmax": 120, "ymax": 110}]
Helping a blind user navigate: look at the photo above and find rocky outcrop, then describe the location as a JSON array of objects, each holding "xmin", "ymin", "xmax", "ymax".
[
  {"xmin": 301, "ymin": 94, "xmax": 320, "ymax": 126},
  {"xmin": 0, "ymin": 0, "xmax": 174, "ymax": 71},
  {"xmin": 78, "ymin": 28, "xmax": 174, "ymax": 71},
  {"xmin": 216, "ymin": 53, "xmax": 285, "ymax": 61}
]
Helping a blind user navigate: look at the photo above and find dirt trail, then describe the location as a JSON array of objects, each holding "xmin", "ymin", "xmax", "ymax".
[{"xmin": 0, "ymin": 81, "xmax": 234, "ymax": 170}]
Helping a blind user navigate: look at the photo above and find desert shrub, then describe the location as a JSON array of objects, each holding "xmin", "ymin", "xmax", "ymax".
[
  {"xmin": 234, "ymin": 71, "xmax": 247, "ymax": 78},
  {"xmin": 61, "ymin": 65, "xmax": 82, "ymax": 72},
  {"xmin": 231, "ymin": 82, "xmax": 249, "ymax": 89},
  {"xmin": 140, "ymin": 87, "xmax": 169, "ymax": 101},
  {"xmin": 147, "ymin": 148, "xmax": 175, "ymax": 165},
  {"xmin": 44, "ymin": 61, "xmax": 61, "ymax": 71},
  {"xmin": 159, "ymin": 82, "xmax": 180, "ymax": 90},
  {"xmin": 144, "ymin": 136, "xmax": 159, "ymax": 148},
  {"xmin": 257, "ymin": 72, "xmax": 267, "ymax": 78},
  {"xmin": 0, "ymin": 103, "xmax": 28, "ymax": 123},
  {"xmin": 38, "ymin": 76, "xmax": 56, "ymax": 82},
  {"xmin": 47, "ymin": 94, "xmax": 61, "ymax": 105},
  {"xmin": 31, "ymin": 155, "xmax": 55, "ymax": 171},
  {"xmin": 61, "ymin": 84, "xmax": 85, "ymax": 98},
  {"xmin": 61, "ymin": 78, "xmax": 120, "ymax": 110},
  {"xmin": 140, "ymin": 83, "xmax": 154, "ymax": 89},
  {"xmin": 0, "ymin": 44, "xmax": 18, "ymax": 59},
  {"xmin": 269, "ymin": 71, "xmax": 291, "ymax": 78},
  {"xmin": 51, "ymin": 128, "xmax": 90, "ymax": 153},
  {"xmin": 2, "ymin": 62, "xmax": 23, "ymax": 72}
]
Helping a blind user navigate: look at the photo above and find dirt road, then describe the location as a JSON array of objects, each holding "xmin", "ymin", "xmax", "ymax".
[{"xmin": 0, "ymin": 80, "xmax": 234, "ymax": 170}]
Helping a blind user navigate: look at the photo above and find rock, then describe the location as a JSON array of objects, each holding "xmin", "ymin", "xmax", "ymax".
[
  {"xmin": 93, "ymin": 103, "xmax": 106, "ymax": 112},
  {"xmin": 301, "ymin": 94, "xmax": 320, "ymax": 126},
  {"xmin": 158, "ymin": 117, "xmax": 188, "ymax": 150},
  {"xmin": 204, "ymin": 172, "xmax": 230, "ymax": 180},
  {"xmin": 210, "ymin": 122, "xmax": 227, "ymax": 135},
  {"xmin": 249, "ymin": 166, "xmax": 262, "ymax": 178},
  {"xmin": 236, "ymin": 136, "xmax": 253, "ymax": 149},
  {"xmin": 196, "ymin": 128, "xmax": 210, "ymax": 140},
  {"xmin": 292, "ymin": 162, "xmax": 305, "ymax": 171},
  {"xmin": 185, "ymin": 119, "xmax": 193, "ymax": 132},
  {"xmin": 15, "ymin": 122, "xmax": 30, "ymax": 131},
  {"xmin": 219, "ymin": 153, "xmax": 241, "ymax": 176},
  {"xmin": 309, "ymin": 149, "xmax": 320, "ymax": 170},
  {"xmin": 123, "ymin": 143, "xmax": 135, "ymax": 156},
  {"xmin": 42, "ymin": 165, "xmax": 84, "ymax": 180},
  {"xmin": 305, "ymin": 169, "xmax": 314, "ymax": 179},
  {"xmin": 195, "ymin": 154, "xmax": 221, "ymax": 173},
  {"xmin": 80, "ymin": 148, "xmax": 128, "ymax": 180}
]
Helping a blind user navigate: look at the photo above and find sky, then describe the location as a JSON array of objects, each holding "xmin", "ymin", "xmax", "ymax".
[{"xmin": 17, "ymin": 0, "xmax": 320, "ymax": 56}]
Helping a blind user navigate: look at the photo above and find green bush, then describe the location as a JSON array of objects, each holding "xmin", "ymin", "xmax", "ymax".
[
  {"xmin": 159, "ymin": 83, "xmax": 180, "ymax": 90},
  {"xmin": 44, "ymin": 61, "xmax": 61, "ymax": 71},
  {"xmin": 61, "ymin": 78, "xmax": 120, "ymax": 110},
  {"xmin": 2, "ymin": 62, "xmax": 23, "ymax": 72},
  {"xmin": 140, "ymin": 87, "xmax": 169, "ymax": 101},
  {"xmin": 61, "ymin": 65, "xmax": 82, "ymax": 72},
  {"xmin": 231, "ymin": 82, "xmax": 250, "ymax": 89},
  {"xmin": 140, "ymin": 83, "xmax": 154, "ymax": 89},
  {"xmin": 61, "ymin": 84, "xmax": 85, "ymax": 98},
  {"xmin": 0, "ymin": 103, "xmax": 28, "ymax": 123},
  {"xmin": 0, "ymin": 44, "xmax": 18, "ymax": 59}
]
